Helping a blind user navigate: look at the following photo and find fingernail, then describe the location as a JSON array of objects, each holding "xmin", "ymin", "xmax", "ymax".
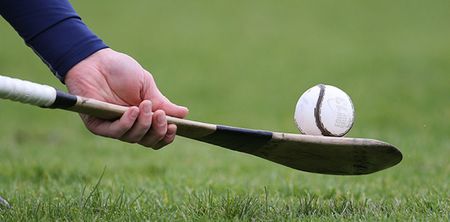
[
  {"xmin": 131, "ymin": 109, "xmax": 139, "ymax": 118},
  {"xmin": 143, "ymin": 102, "xmax": 151, "ymax": 114},
  {"xmin": 157, "ymin": 113, "xmax": 165, "ymax": 124}
]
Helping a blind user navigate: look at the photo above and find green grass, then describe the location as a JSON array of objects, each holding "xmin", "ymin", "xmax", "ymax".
[{"xmin": 1, "ymin": 0, "xmax": 449, "ymax": 221}]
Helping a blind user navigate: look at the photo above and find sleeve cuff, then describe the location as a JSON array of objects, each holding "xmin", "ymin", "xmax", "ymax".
[{"xmin": 27, "ymin": 17, "xmax": 108, "ymax": 83}]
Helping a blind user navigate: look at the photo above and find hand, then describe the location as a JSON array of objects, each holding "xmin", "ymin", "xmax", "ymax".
[{"xmin": 64, "ymin": 48, "xmax": 189, "ymax": 149}]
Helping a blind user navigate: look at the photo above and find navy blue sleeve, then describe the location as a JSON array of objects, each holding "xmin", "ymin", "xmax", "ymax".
[{"xmin": 0, "ymin": 0, "xmax": 108, "ymax": 82}]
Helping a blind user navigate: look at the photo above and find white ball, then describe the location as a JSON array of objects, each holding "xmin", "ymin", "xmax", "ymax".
[{"xmin": 294, "ymin": 84, "xmax": 355, "ymax": 137}]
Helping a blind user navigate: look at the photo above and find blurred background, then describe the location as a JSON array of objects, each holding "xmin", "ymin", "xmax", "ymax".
[{"xmin": 0, "ymin": 0, "xmax": 448, "ymax": 219}]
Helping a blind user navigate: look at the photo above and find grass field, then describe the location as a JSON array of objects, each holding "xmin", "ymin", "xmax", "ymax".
[{"xmin": 1, "ymin": 0, "xmax": 449, "ymax": 221}]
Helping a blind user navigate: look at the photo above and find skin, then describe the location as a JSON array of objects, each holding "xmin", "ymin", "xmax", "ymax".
[{"xmin": 65, "ymin": 48, "xmax": 189, "ymax": 149}]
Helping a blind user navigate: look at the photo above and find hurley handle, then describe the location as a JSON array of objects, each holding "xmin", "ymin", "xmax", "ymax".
[
  {"xmin": 0, "ymin": 75, "xmax": 57, "ymax": 107},
  {"xmin": 0, "ymin": 75, "xmax": 216, "ymax": 139}
]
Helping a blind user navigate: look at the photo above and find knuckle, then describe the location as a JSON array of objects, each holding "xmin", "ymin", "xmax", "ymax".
[
  {"xmin": 166, "ymin": 138, "xmax": 175, "ymax": 145},
  {"xmin": 155, "ymin": 129, "xmax": 166, "ymax": 139},
  {"xmin": 151, "ymin": 143, "xmax": 166, "ymax": 150},
  {"xmin": 164, "ymin": 135, "xmax": 175, "ymax": 144},
  {"xmin": 111, "ymin": 128, "xmax": 128, "ymax": 138},
  {"xmin": 87, "ymin": 126, "xmax": 115, "ymax": 139},
  {"xmin": 119, "ymin": 119, "xmax": 133, "ymax": 130},
  {"xmin": 87, "ymin": 127, "xmax": 102, "ymax": 136},
  {"xmin": 112, "ymin": 120, "xmax": 134, "ymax": 138},
  {"xmin": 121, "ymin": 130, "xmax": 148, "ymax": 144},
  {"xmin": 139, "ymin": 141, "xmax": 158, "ymax": 149},
  {"xmin": 120, "ymin": 137, "xmax": 139, "ymax": 144},
  {"xmin": 152, "ymin": 126, "xmax": 167, "ymax": 139},
  {"xmin": 129, "ymin": 133, "xmax": 146, "ymax": 143},
  {"xmin": 139, "ymin": 119, "xmax": 152, "ymax": 129}
]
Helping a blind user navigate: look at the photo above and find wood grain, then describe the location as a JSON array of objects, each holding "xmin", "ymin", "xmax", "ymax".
[{"xmin": 63, "ymin": 95, "xmax": 402, "ymax": 175}]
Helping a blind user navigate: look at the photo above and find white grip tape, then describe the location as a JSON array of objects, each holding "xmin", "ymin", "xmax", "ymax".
[{"xmin": 0, "ymin": 75, "xmax": 57, "ymax": 107}]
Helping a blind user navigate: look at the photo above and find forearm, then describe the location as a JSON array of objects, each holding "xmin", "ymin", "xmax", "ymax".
[{"xmin": 0, "ymin": 0, "xmax": 108, "ymax": 82}]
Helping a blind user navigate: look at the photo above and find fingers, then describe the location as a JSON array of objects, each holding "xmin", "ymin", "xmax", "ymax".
[
  {"xmin": 151, "ymin": 124, "xmax": 177, "ymax": 150},
  {"xmin": 82, "ymin": 100, "xmax": 178, "ymax": 150},
  {"xmin": 120, "ymin": 100, "xmax": 153, "ymax": 143},
  {"xmin": 138, "ymin": 110, "xmax": 168, "ymax": 148},
  {"xmin": 84, "ymin": 106, "xmax": 139, "ymax": 138},
  {"xmin": 156, "ymin": 97, "xmax": 189, "ymax": 118}
]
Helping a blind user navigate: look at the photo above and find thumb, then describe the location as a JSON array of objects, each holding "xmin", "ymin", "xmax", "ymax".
[
  {"xmin": 158, "ymin": 98, "xmax": 189, "ymax": 118},
  {"xmin": 143, "ymin": 74, "xmax": 189, "ymax": 118}
]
